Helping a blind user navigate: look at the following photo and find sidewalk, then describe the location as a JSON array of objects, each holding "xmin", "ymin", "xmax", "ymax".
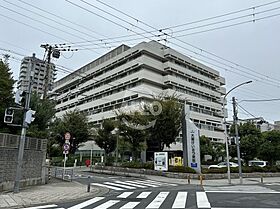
[{"xmin": 0, "ymin": 178, "xmax": 108, "ymax": 209}]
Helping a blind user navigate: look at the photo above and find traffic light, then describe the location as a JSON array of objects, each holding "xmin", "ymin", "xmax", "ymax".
[
  {"xmin": 4, "ymin": 108, "xmax": 14, "ymax": 123},
  {"xmin": 15, "ymin": 89, "xmax": 23, "ymax": 105},
  {"xmin": 25, "ymin": 110, "xmax": 36, "ymax": 124}
]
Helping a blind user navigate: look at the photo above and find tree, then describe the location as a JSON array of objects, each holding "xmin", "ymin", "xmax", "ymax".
[
  {"xmin": 117, "ymin": 111, "xmax": 149, "ymax": 161},
  {"xmin": 0, "ymin": 55, "xmax": 15, "ymax": 132},
  {"xmin": 50, "ymin": 109, "xmax": 91, "ymax": 154},
  {"xmin": 229, "ymin": 122, "xmax": 262, "ymax": 163},
  {"xmin": 148, "ymin": 94, "xmax": 182, "ymax": 151},
  {"xmin": 95, "ymin": 119, "xmax": 117, "ymax": 161},
  {"xmin": 240, "ymin": 135, "xmax": 264, "ymax": 164},
  {"xmin": 27, "ymin": 93, "xmax": 56, "ymax": 138},
  {"xmin": 258, "ymin": 130, "xmax": 280, "ymax": 164},
  {"xmin": 212, "ymin": 142, "xmax": 226, "ymax": 162},
  {"xmin": 200, "ymin": 135, "xmax": 214, "ymax": 161}
]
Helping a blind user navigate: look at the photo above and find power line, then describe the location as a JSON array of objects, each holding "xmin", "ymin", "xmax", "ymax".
[
  {"xmin": 73, "ymin": 1, "xmax": 280, "ymax": 87},
  {"xmin": 240, "ymin": 98, "xmax": 280, "ymax": 102},
  {"xmin": 160, "ymin": 0, "xmax": 280, "ymax": 30},
  {"xmin": 2, "ymin": 0, "xmax": 114, "ymax": 48},
  {"xmin": 14, "ymin": 0, "xmax": 108, "ymax": 39},
  {"xmin": 237, "ymin": 103, "xmax": 257, "ymax": 118},
  {"xmin": 172, "ymin": 6, "xmax": 280, "ymax": 35}
]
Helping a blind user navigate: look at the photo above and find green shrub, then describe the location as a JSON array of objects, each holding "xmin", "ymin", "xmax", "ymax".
[
  {"xmin": 203, "ymin": 166, "xmax": 280, "ymax": 174},
  {"xmin": 120, "ymin": 161, "xmax": 153, "ymax": 169},
  {"xmin": 168, "ymin": 166, "xmax": 196, "ymax": 173}
]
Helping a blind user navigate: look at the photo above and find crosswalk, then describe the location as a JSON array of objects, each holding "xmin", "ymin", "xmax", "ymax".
[
  {"xmin": 90, "ymin": 179, "xmax": 177, "ymax": 191},
  {"xmin": 19, "ymin": 190, "xmax": 280, "ymax": 209}
]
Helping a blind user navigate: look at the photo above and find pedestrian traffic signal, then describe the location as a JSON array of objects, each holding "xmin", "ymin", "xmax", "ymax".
[
  {"xmin": 15, "ymin": 89, "xmax": 23, "ymax": 105},
  {"xmin": 4, "ymin": 108, "xmax": 14, "ymax": 123},
  {"xmin": 25, "ymin": 110, "xmax": 36, "ymax": 124}
]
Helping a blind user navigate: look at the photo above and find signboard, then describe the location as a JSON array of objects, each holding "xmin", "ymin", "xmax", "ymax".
[
  {"xmin": 186, "ymin": 118, "xmax": 201, "ymax": 173},
  {"xmin": 154, "ymin": 152, "xmax": 168, "ymax": 171},
  {"xmin": 63, "ymin": 143, "xmax": 70, "ymax": 151}
]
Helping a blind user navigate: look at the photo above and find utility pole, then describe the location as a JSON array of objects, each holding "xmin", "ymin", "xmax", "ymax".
[
  {"xmin": 41, "ymin": 44, "xmax": 52, "ymax": 100},
  {"xmin": 40, "ymin": 43, "xmax": 76, "ymax": 99},
  {"xmin": 13, "ymin": 60, "xmax": 34, "ymax": 193},
  {"xmin": 232, "ymin": 96, "xmax": 243, "ymax": 184}
]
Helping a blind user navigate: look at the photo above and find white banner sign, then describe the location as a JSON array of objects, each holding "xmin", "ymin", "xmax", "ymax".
[
  {"xmin": 187, "ymin": 119, "xmax": 201, "ymax": 173},
  {"xmin": 154, "ymin": 152, "xmax": 168, "ymax": 171}
]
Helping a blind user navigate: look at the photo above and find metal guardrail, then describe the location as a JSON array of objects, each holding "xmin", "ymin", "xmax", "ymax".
[{"xmin": 52, "ymin": 167, "xmax": 74, "ymax": 182}]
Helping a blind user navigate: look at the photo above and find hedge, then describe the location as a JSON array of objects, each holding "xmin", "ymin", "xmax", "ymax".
[{"xmin": 203, "ymin": 166, "xmax": 280, "ymax": 174}]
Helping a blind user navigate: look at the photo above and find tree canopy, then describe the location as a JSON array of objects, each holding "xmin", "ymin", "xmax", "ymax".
[
  {"xmin": 50, "ymin": 109, "xmax": 91, "ymax": 154},
  {"xmin": 95, "ymin": 119, "xmax": 117, "ymax": 155},
  {"xmin": 0, "ymin": 56, "xmax": 15, "ymax": 132}
]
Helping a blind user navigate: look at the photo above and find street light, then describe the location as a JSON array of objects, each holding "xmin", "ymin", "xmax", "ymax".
[{"xmin": 223, "ymin": 80, "xmax": 252, "ymax": 184}]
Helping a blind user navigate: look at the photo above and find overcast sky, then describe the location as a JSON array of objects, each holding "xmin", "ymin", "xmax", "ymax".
[{"xmin": 1, "ymin": 0, "xmax": 280, "ymax": 123}]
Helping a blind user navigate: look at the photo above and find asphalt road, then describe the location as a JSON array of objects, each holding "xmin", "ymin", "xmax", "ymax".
[{"xmin": 20, "ymin": 172, "xmax": 280, "ymax": 209}]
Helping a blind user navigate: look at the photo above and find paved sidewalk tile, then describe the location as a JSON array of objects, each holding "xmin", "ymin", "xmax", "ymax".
[{"xmin": 0, "ymin": 180, "xmax": 107, "ymax": 209}]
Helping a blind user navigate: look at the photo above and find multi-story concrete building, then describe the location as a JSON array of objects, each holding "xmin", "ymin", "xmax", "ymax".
[
  {"xmin": 18, "ymin": 53, "xmax": 56, "ymax": 94},
  {"xmin": 52, "ymin": 41, "xmax": 226, "ymax": 143}
]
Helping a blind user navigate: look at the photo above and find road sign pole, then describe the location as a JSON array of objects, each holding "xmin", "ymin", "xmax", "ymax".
[{"xmin": 63, "ymin": 153, "xmax": 67, "ymax": 180}]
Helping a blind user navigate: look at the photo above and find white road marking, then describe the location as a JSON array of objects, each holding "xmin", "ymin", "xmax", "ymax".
[
  {"xmin": 117, "ymin": 192, "xmax": 134, "ymax": 198},
  {"xmin": 146, "ymin": 192, "xmax": 169, "ymax": 208},
  {"xmin": 125, "ymin": 180, "xmax": 159, "ymax": 187},
  {"xmin": 21, "ymin": 205, "xmax": 58, "ymax": 209},
  {"xmin": 91, "ymin": 183, "xmax": 124, "ymax": 190},
  {"xmin": 196, "ymin": 192, "xmax": 211, "ymax": 208},
  {"xmin": 68, "ymin": 197, "xmax": 104, "ymax": 209},
  {"xmin": 136, "ymin": 191, "xmax": 152, "ymax": 199},
  {"xmin": 144, "ymin": 180, "xmax": 178, "ymax": 186},
  {"xmin": 104, "ymin": 182, "xmax": 136, "ymax": 189},
  {"xmin": 172, "ymin": 192, "xmax": 188, "ymax": 208},
  {"xmin": 206, "ymin": 190, "xmax": 280, "ymax": 194},
  {"xmin": 120, "ymin": 202, "xmax": 140, "ymax": 209},
  {"xmin": 92, "ymin": 200, "xmax": 120, "ymax": 209},
  {"xmin": 114, "ymin": 181, "xmax": 147, "ymax": 188}
]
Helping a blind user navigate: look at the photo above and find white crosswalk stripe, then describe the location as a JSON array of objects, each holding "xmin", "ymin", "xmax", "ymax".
[
  {"xmin": 196, "ymin": 192, "xmax": 211, "ymax": 209},
  {"xmin": 92, "ymin": 200, "xmax": 120, "ymax": 209},
  {"xmin": 125, "ymin": 180, "xmax": 159, "ymax": 187},
  {"xmin": 90, "ymin": 180, "xmax": 175, "ymax": 190},
  {"xmin": 91, "ymin": 183, "xmax": 124, "ymax": 191},
  {"xmin": 172, "ymin": 192, "xmax": 188, "ymax": 208},
  {"xmin": 104, "ymin": 182, "xmax": 136, "ymax": 189},
  {"xmin": 114, "ymin": 180, "xmax": 147, "ymax": 188},
  {"xmin": 120, "ymin": 202, "xmax": 140, "ymax": 209},
  {"xmin": 136, "ymin": 191, "xmax": 152, "ymax": 199},
  {"xmin": 68, "ymin": 197, "xmax": 105, "ymax": 209},
  {"xmin": 146, "ymin": 192, "xmax": 169, "ymax": 208},
  {"xmin": 117, "ymin": 192, "xmax": 134, "ymax": 198},
  {"xmin": 144, "ymin": 179, "xmax": 178, "ymax": 186}
]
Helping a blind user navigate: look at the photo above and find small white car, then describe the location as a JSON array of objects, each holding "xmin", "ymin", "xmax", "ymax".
[
  {"xmin": 208, "ymin": 162, "xmax": 239, "ymax": 169},
  {"xmin": 248, "ymin": 160, "xmax": 268, "ymax": 168}
]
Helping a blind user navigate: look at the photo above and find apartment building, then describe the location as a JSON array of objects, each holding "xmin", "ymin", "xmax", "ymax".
[
  {"xmin": 18, "ymin": 53, "xmax": 56, "ymax": 94},
  {"xmin": 52, "ymin": 41, "xmax": 226, "ymax": 143}
]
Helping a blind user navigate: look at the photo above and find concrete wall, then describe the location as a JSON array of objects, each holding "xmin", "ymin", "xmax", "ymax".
[{"xmin": 0, "ymin": 133, "xmax": 47, "ymax": 191}]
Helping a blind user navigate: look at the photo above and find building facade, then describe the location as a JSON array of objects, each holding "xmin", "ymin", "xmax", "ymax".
[
  {"xmin": 52, "ymin": 41, "xmax": 226, "ymax": 143},
  {"xmin": 18, "ymin": 53, "xmax": 56, "ymax": 94}
]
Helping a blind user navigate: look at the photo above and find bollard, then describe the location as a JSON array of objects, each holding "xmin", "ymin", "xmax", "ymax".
[
  {"xmin": 187, "ymin": 175, "xmax": 191, "ymax": 184},
  {"xmin": 48, "ymin": 167, "xmax": 51, "ymax": 182},
  {"xmin": 260, "ymin": 175, "xmax": 264, "ymax": 183},
  {"xmin": 87, "ymin": 176, "xmax": 91, "ymax": 192},
  {"xmin": 199, "ymin": 175, "xmax": 203, "ymax": 186}
]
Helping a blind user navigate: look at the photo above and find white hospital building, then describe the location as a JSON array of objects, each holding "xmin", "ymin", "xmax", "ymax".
[{"xmin": 52, "ymin": 41, "xmax": 226, "ymax": 143}]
